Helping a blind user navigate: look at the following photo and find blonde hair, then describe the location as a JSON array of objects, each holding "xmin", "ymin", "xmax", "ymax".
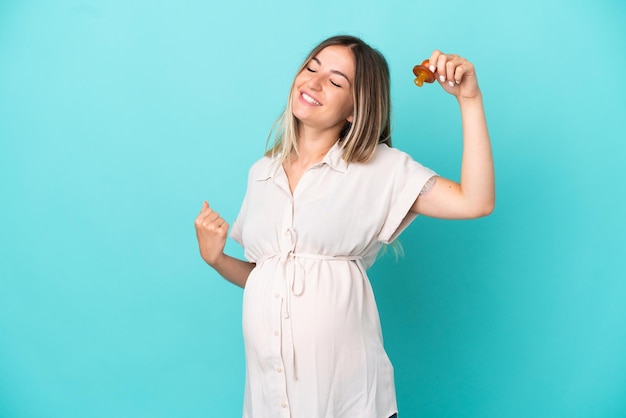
[{"xmin": 265, "ymin": 35, "xmax": 392, "ymax": 164}]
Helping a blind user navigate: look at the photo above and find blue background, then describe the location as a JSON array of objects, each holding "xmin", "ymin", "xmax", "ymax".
[{"xmin": 1, "ymin": 0, "xmax": 625, "ymax": 417}]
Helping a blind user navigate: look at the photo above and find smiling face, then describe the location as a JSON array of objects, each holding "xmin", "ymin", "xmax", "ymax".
[{"xmin": 291, "ymin": 45, "xmax": 355, "ymax": 136}]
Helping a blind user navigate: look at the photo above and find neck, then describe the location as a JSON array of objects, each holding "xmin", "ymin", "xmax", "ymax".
[
  {"xmin": 292, "ymin": 125, "xmax": 341, "ymax": 164},
  {"xmin": 296, "ymin": 138, "xmax": 335, "ymax": 162}
]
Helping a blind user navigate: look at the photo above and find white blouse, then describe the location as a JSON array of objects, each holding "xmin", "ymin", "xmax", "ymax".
[{"xmin": 231, "ymin": 142, "xmax": 436, "ymax": 418}]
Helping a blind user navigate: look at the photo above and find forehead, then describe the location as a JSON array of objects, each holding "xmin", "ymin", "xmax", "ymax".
[{"xmin": 312, "ymin": 45, "xmax": 355, "ymax": 74}]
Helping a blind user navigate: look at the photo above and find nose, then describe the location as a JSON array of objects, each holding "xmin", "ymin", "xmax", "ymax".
[{"xmin": 307, "ymin": 73, "xmax": 323, "ymax": 91}]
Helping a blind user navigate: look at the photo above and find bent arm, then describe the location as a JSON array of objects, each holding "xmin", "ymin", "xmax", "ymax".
[
  {"xmin": 208, "ymin": 253, "xmax": 255, "ymax": 289},
  {"xmin": 411, "ymin": 51, "xmax": 495, "ymax": 219}
]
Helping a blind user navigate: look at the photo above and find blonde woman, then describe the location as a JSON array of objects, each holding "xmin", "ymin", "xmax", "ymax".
[{"xmin": 195, "ymin": 35, "xmax": 494, "ymax": 418}]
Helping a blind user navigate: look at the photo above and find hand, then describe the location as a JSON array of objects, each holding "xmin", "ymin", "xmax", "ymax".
[
  {"xmin": 194, "ymin": 201, "xmax": 228, "ymax": 266},
  {"xmin": 428, "ymin": 50, "xmax": 481, "ymax": 100}
]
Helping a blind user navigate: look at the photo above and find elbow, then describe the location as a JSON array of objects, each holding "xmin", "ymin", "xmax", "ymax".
[
  {"xmin": 481, "ymin": 202, "xmax": 495, "ymax": 217},
  {"xmin": 464, "ymin": 197, "xmax": 495, "ymax": 219},
  {"xmin": 475, "ymin": 197, "xmax": 495, "ymax": 218}
]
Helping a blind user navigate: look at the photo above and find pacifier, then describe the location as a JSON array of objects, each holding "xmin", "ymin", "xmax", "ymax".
[{"xmin": 412, "ymin": 59, "xmax": 436, "ymax": 87}]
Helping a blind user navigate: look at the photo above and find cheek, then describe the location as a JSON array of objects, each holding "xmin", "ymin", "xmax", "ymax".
[
  {"xmin": 339, "ymin": 95, "xmax": 354, "ymax": 118},
  {"xmin": 293, "ymin": 71, "xmax": 309, "ymax": 87}
]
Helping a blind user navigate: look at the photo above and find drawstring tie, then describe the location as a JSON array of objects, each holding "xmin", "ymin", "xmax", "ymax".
[{"xmin": 256, "ymin": 233, "xmax": 362, "ymax": 381}]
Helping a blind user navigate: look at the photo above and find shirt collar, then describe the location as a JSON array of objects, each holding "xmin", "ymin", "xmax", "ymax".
[
  {"xmin": 320, "ymin": 141, "xmax": 348, "ymax": 173},
  {"xmin": 255, "ymin": 141, "xmax": 348, "ymax": 181}
]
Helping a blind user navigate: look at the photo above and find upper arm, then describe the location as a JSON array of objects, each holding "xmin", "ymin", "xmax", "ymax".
[{"xmin": 410, "ymin": 176, "xmax": 494, "ymax": 219}]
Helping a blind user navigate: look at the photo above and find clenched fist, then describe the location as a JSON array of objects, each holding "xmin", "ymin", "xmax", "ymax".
[{"xmin": 194, "ymin": 201, "xmax": 228, "ymax": 267}]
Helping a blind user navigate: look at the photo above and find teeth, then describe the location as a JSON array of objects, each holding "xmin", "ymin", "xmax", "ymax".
[{"xmin": 302, "ymin": 93, "xmax": 321, "ymax": 106}]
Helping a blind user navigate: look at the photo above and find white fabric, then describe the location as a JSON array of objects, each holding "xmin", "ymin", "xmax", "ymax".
[{"xmin": 230, "ymin": 142, "xmax": 436, "ymax": 418}]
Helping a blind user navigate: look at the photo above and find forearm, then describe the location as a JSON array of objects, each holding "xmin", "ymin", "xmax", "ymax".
[
  {"xmin": 207, "ymin": 252, "xmax": 255, "ymax": 288},
  {"xmin": 457, "ymin": 93, "xmax": 495, "ymax": 215}
]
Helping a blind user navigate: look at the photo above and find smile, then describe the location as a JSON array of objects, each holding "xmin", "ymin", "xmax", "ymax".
[{"xmin": 301, "ymin": 92, "xmax": 322, "ymax": 106}]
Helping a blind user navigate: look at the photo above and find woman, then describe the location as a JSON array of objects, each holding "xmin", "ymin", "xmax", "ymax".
[{"xmin": 195, "ymin": 35, "xmax": 494, "ymax": 418}]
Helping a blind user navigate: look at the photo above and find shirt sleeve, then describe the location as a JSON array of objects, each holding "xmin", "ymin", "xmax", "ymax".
[
  {"xmin": 230, "ymin": 165, "xmax": 256, "ymax": 248},
  {"xmin": 377, "ymin": 147, "xmax": 437, "ymax": 244},
  {"xmin": 229, "ymin": 191, "xmax": 247, "ymax": 247}
]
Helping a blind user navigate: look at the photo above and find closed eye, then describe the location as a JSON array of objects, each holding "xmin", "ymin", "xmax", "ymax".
[{"xmin": 330, "ymin": 80, "xmax": 342, "ymax": 88}]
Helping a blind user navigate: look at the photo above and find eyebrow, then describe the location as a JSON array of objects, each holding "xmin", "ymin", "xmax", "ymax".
[{"xmin": 312, "ymin": 57, "xmax": 352, "ymax": 86}]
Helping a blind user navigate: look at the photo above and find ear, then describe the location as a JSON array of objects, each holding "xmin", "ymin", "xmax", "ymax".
[{"xmin": 347, "ymin": 114, "xmax": 353, "ymax": 123}]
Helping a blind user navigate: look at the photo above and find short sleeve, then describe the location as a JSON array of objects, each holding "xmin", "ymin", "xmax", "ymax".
[
  {"xmin": 230, "ymin": 165, "xmax": 256, "ymax": 247},
  {"xmin": 230, "ymin": 192, "xmax": 247, "ymax": 247},
  {"xmin": 377, "ymin": 147, "xmax": 437, "ymax": 244}
]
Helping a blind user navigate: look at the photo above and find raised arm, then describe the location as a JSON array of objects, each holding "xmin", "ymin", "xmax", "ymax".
[
  {"xmin": 411, "ymin": 50, "xmax": 495, "ymax": 219},
  {"xmin": 194, "ymin": 201, "xmax": 255, "ymax": 288}
]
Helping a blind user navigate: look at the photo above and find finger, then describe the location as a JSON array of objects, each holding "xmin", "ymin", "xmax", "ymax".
[
  {"xmin": 195, "ymin": 203, "xmax": 218, "ymax": 227},
  {"xmin": 428, "ymin": 50, "xmax": 443, "ymax": 74},
  {"xmin": 208, "ymin": 218, "xmax": 229, "ymax": 236},
  {"xmin": 439, "ymin": 55, "xmax": 463, "ymax": 86},
  {"xmin": 446, "ymin": 56, "xmax": 467, "ymax": 87},
  {"xmin": 210, "ymin": 221, "xmax": 229, "ymax": 241},
  {"xmin": 198, "ymin": 200, "xmax": 212, "ymax": 216},
  {"xmin": 212, "ymin": 214, "xmax": 225, "ymax": 227},
  {"xmin": 203, "ymin": 211, "xmax": 220, "ymax": 225},
  {"xmin": 435, "ymin": 52, "xmax": 449, "ymax": 83},
  {"xmin": 453, "ymin": 61, "xmax": 474, "ymax": 85},
  {"xmin": 432, "ymin": 53, "xmax": 460, "ymax": 84},
  {"xmin": 445, "ymin": 57, "xmax": 465, "ymax": 87}
]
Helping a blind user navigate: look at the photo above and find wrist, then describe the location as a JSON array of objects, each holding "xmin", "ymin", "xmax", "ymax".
[
  {"xmin": 457, "ymin": 91, "xmax": 483, "ymax": 106},
  {"xmin": 204, "ymin": 251, "xmax": 226, "ymax": 269},
  {"xmin": 457, "ymin": 93, "xmax": 485, "ymax": 115}
]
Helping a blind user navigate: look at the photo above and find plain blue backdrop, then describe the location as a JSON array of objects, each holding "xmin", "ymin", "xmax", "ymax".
[{"xmin": 1, "ymin": 0, "xmax": 625, "ymax": 417}]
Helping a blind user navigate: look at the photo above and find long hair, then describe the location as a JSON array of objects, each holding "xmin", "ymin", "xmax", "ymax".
[{"xmin": 265, "ymin": 35, "xmax": 392, "ymax": 164}]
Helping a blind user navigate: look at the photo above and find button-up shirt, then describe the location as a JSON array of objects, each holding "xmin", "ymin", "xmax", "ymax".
[{"xmin": 231, "ymin": 142, "xmax": 436, "ymax": 418}]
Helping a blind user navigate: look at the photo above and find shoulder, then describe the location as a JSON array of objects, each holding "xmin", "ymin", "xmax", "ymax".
[
  {"xmin": 247, "ymin": 155, "xmax": 278, "ymax": 181},
  {"xmin": 353, "ymin": 143, "xmax": 435, "ymax": 179},
  {"xmin": 366, "ymin": 143, "xmax": 416, "ymax": 167},
  {"xmin": 343, "ymin": 144, "xmax": 415, "ymax": 180}
]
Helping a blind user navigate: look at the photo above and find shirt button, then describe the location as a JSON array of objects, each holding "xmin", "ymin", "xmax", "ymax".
[
  {"xmin": 274, "ymin": 293, "xmax": 280, "ymax": 299},
  {"xmin": 274, "ymin": 330, "xmax": 279, "ymax": 336},
  {"xmin": 275, "ymin": 367, "xmax": 282, "ymax": 373},
  {"xmin": 280, "ymin": 402, "xmax": 288, "ymax": 408}
]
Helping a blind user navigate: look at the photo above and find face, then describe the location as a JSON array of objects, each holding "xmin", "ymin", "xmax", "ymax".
[{"xmin": 291, "ymin": 45, "xmax": 355, "ymax": 134}]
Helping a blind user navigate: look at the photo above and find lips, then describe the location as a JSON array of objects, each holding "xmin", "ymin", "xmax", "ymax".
[{"xmin": 301, "ymin": 92, "xmax": 322, "ymax": 106}]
